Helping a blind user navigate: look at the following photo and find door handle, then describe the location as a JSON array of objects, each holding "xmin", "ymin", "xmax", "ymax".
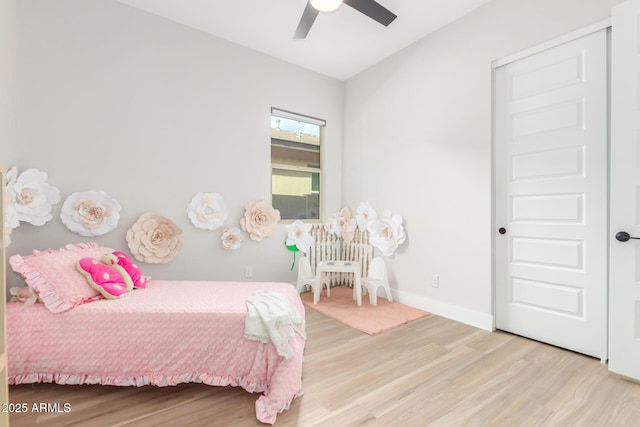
[
  {"xmin": 615, "ymin": 231, "xmax": 640, "ymax": 242},
  {"xmin": 498, "ymin": 227, "xmax": 506, "ymax": 235}
]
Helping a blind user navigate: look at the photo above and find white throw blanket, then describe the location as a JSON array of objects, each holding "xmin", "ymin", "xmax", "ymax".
[{"xmin": 244, "ymin": 290, "xmax": 306, "ymax": 359}]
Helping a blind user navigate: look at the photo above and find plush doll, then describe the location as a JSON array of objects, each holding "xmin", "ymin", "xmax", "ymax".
[
  {"xmin": 101, "ymin": 251, "xmax": 148, "ymax": 290},
  {"xmin": 9, "ymin": 286, "xmax": 40, "ymax": 307},
  {"xmin": 77, "ymin": 257, "xmax": 128, "ymax": 299}
]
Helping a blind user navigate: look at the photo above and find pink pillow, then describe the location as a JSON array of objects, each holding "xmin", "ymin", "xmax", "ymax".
[
  {"xmin": 9, "ymin": 242, "xmax": 116, "ymax": 313},
  {"xmin": 77, "ymin": 258, "xmax": 128, "ymax": 299},
  {"xmin": 101, "ymin": 251, "xmax": 148, "ymax": 290}
]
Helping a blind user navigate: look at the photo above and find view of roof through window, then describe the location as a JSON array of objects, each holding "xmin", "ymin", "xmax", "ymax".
[{"xmin": 270, "ymin": 116, "xmax": 320, "ymax": 137}]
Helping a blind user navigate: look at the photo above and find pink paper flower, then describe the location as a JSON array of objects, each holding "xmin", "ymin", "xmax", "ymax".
[
  {"xmin": 240, "ymin": 200, "xmax": 280, "ymax": 241},
  {"xmin": 126, "ymin": 212, "xmax": 183, "ymax": 264},
  {"xmin": 325, "ymin": 207, "xmax": 356, "ymax": 242}
]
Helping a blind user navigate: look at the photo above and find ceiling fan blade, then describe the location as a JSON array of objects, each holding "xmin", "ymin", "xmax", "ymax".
[
  {"xmin": 294, "ymin": 1, "xmax": 320, "ymax": 39},
  {"xmin": 343, "ymin": 0, "xmax": 397, "ymax": 26}
]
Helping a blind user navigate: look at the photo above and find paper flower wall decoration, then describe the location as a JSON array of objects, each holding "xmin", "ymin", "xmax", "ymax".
[
  {"xmin": 4, "ymin": 169, "xmax": 18, "ymax": 231},
  {"xmin": 286, "ymin": 220, "xmax": 314, "ymax": 254},
  {"xmin": 60, "ymin": 190, "xmax": 121, "ymax": 237},
  {"xmin": 221, "ymin": 226, "xmax": 243, "ymax": 250},
  {"xmin": 4, "ymin": 198, "xmax": 18, "ymax": 230},
  {"xmin": 285, "ymin": 220, "xmax": 314, "ymax": 270},
  {"xmin": 6, "ymin": 167, "xmax": 61, "ymax": 226},
  {"xmin": 3, "ymin": 192, "xmax": 17, "ymax": 229},
  {"xmin": 126, "ymin": 212, "xmax": 183, "ymax": 264},
  {"xmin": 325, "ymin": 207, "xmax": 357, "ymax": 243},
  {"xmin": 368, "ymin": 210, "xmax": 407, "ymax": 257},
  {"xmin": 355, "ymin": 202, "xmax": 377, "ymax": 232},
  {"xmin": 187, "ymin": 192, "xmax": 228, "ymax": 230},
  {"xmin": 3, "ymin": 175, "xmax": 17, "ymax": 247},
  {"xmin": 240, "ymin": 200, "xmax": 280, "ymax": 241}
]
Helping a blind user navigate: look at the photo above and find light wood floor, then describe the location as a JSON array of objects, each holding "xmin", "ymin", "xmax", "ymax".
[{"xmin": 8, "ymin": 308, "xmax": 640, "ymax": 427}]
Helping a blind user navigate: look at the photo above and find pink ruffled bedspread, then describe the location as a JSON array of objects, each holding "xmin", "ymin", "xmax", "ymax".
[{"xmin": 6, "ymin": 280, "xmax": 306, "ymax": 425}]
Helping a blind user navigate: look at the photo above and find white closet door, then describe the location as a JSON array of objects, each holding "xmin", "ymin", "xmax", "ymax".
[
  {"xmin": 609, "ymin": 0, "xmax": 640, "ymax": 381},
  {"xmin": 494, "ymin": 30, "xmax": 608, "ymax": 360}
]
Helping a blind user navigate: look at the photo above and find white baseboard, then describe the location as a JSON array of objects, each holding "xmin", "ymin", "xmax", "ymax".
[{"xmin": 392, "ymin": 289, "xmax": 494, "ymax": 332}]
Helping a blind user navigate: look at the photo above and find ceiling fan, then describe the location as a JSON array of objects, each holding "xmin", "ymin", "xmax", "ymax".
[{"xmin": 294, "ymin": 0, "xmax": 397, "ymax": 39}]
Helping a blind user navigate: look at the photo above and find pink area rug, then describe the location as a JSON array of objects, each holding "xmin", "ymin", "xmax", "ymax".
[{"xmin": 300, "ymin": 286, "xmax": 429, "ymax": 335}]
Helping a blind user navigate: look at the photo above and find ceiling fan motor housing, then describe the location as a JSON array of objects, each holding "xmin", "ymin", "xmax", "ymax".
[{"xmin": 310, "ymin": 0, "xmax": 343, "ymax": 12}]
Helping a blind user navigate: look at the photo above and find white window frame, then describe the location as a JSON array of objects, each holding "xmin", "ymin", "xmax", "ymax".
[{"xmin": 270, "ymin": 107, "xmax": 324, "ymax": 222}]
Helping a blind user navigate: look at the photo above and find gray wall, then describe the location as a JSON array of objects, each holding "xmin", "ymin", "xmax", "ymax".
[
  {"xmin": 0, "ymin": 0, "xmax": 17, "ymax": 168},
  {"xmin": 343, "ymin": 0, "xmax": 623, "ymax": 328},
  {"xmin": 9, "ymin": 0, "xmax": 344, "ymax": 287}
]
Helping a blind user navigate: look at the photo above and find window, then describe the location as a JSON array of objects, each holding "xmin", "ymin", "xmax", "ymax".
[{"xmin": 270, "ymin": 107, "xmax": 324, "ymax": 221}]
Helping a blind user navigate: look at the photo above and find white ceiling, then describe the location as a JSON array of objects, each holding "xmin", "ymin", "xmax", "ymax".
[{"xmin": 117, "ymin": 0, "xmax": 491, "ymax": 81}]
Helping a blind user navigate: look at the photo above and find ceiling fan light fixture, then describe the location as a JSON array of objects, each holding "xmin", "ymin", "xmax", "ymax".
[{"xmin": 310, "ymin": 0, "xmax": 343, "ymax": 13}]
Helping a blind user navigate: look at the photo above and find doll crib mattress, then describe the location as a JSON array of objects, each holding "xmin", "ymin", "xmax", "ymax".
[{"xmin": 6, "ymin": 280, "xmax": 305, "ymax": 425}]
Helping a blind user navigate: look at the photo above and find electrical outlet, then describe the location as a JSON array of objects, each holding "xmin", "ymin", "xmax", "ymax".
[
  {"xmin": 245, "ymin": 266, "xmax": 253, "ymax": 278},
  {"xmin": 432, "ymin": 275, "xmax": 439, "ymax": 288}
]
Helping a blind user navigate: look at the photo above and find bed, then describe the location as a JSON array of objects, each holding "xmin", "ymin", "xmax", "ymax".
[{"xmin": 6, "ymin": 243, "xmax": 306, "ymax": 425}]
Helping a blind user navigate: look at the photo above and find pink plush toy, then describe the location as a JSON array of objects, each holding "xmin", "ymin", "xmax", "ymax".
[
  {"xmin": 77, "ymin": 257, "xmax": 128, "ymax": 299},
  {"xmin": 101, "ymin": 251, "xmax": 147, "ymax": 290}
]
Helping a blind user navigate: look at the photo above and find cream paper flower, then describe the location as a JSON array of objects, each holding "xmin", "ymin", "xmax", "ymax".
[
  {"xmin": 355, "ymin": 202, "xmax": 377, "ymax": 232},
  {"xmin": 369, "ymin": 210, "xmax": 407, "ymax": 257},
  {"xmin": 221, "ymin": 226, "xmax": 243, "ymax": 250},
  {"xmin": 324, "ymin": 207, "xmax": 357, "ymax": 242},
  {"xmin": 60, "ymin": 190, "xmax": 121, "ymax": 237},
  {"xmin": 286, "ymin": 220, "xmax": 314, "ymax": 254},
  {"xmin": 240, "ymin": 200, "xmax": 280, "ymax": 241},
  {"xmin": 7, "ymin": 167, "xmax": 61, "ymax": 226},
  {"xmin": 126, "ymin": 212, "xmax": 183, "ymax": 263},
  {"xmin": 187, "ymin": 192, "xmax": 228, "ymax": 230}
]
